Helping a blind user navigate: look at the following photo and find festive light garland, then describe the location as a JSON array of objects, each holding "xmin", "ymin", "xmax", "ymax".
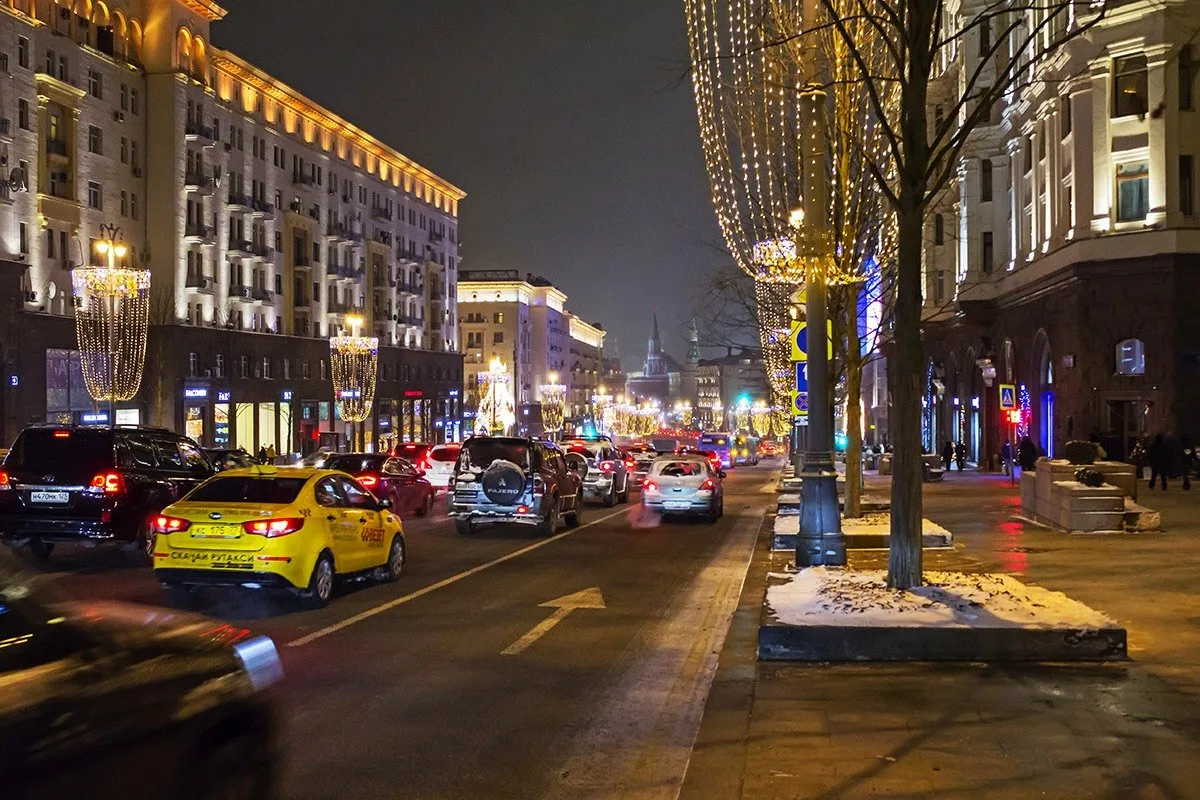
[
  {"xmin": 477, "ymin": 357, "xmax": 516, "ymax": 434},
  {"xmin": 330, "ymin": 335, "xmax": 379, "ymax": 424},
  {"xmin": 72, "ymin": 266, "xmax": 151, "ymax": 403},
  {"xmin": 539, "ymin": 382, "xmax": 567, "ymax": 435},
  {"xmin": 751, "ymin": 400, "xmax": 772, "ymax": 437}
]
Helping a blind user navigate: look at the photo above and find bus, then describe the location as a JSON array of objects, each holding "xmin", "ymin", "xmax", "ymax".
[{"xmin": 698, "ymin": 432, "xmax": 736, "ymax": 468}]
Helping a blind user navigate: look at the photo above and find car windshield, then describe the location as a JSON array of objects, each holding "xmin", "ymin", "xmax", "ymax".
[
  {"xmin": 185, "ymin": 476, "xmax": 308, "ymax": 504},
  {"xmin": 429, "ymin": 446, "xmax": 460, "ymax": 462},
  {"xmin": 459, "ymin": 439, "xmax": 530, "ymax": 471},
  {"xmin": 324, "ymin": 455, "xmax": 388, "ymax": 474},
  {"xmin": 651, "ymin": 438, "xmax": 679, "ymax": 454},
  {"xmin": 567, "ymin": 444, "xmax": 605, "ymax": 461},
  {"xmin": 653, "ymin": 460, "xmax": 707, "ymax": 477},
  {"xmin": 5, "ymin": 429, "xmax": 114, "ymax": 475}
]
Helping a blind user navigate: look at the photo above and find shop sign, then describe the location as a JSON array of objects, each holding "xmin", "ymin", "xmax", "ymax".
[
  {"xmin": 403, "ymin": 390, "xmax": 424, "ymax": 398},
  {"xmin": 184, "ymin": 387, "xmax": 208, "ymax": 400},
  {"xmin": 281, "ymin": 390, "xmax": 294, "ymax": 401},
  {"xmin": 81, "ymin": 411, "xmax": 110, "ymax": 425},
  {"xmin": 217, "ymin": 390, "xmax": 232, "ymax": 402}
]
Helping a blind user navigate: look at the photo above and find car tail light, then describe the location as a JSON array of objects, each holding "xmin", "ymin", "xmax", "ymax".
[
  {"xmin": 243, "ymin": 518, "xmax": 305, "ymax": 538},
  {"xmin": 643, "ymin": 480, "xmax": 658, "ymax": 492},
  {"xmin": 0, "ymin": 471, "xmax": 9, "ymax": 491},
  {"xmin": 517, "ymin": 505, "xmax": 530, "ymax": 514},
  {"xmin": 599, "ymin": 461, "xmax": 615, "ymax": 473},
  {"xmin": 53, "ymin": 430, "xmax": 71, "ymax": 438},
  {"xmin": 153, "ymin": 515, "xmax": 191, "ymax": 534},
  {"xmin": 701, "ymin": 479, "xmax": 715, "ymax": 490},
  {"xmin": 359, "ymin": 474, "xmax": 380, "ymax": 487},
  {"xmin": 90, "ymin": 472, "xmax": 125, "ymax": 494}
]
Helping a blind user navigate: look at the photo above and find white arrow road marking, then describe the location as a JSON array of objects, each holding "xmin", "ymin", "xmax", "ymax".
[{"xmin": 501, "ymin": 587, "xmax": 606, "ymax": 656}]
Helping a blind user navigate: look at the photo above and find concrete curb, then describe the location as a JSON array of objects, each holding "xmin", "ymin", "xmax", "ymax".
[
  {"xmin": 772, "ymin": 531, "xmax": 954, "ymax": 551},
  {"xmin": 757, "ymin": 624, "xmax": 1128, "ymax": 662}
]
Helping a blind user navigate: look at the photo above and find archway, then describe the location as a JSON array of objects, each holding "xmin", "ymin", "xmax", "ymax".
[
  {"xmin": 1034, "ymin": 331, "xmax": 1054, "ymax": 458},
  {"xmin": 176, "ymin": 26, "xmax": 192, "ymax": 72}
]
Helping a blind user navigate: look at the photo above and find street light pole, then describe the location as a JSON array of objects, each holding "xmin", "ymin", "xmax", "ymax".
[{"xmin": 796, "ymin": 87, "xmax": 845, "ymax": 568}]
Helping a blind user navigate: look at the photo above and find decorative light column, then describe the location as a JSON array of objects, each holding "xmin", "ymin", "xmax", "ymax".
[
  {"xmin": 538, "ymin": 372, "xmax": 566, "ymax": 440},
  {"xmin": 330, "ymin": 314, "xmax": 378, "ymax": 450},
  {"xmin": 593, "ymin": 385, "xmax": 614, "ymax": 434},
  {"xmin": 477, "ymin": 356, "xmax": 515, "ymax": 435},
  {"xmin": 752, "ymin": 400, "xmax": 772, "ymax": 438},
  {"xmin": 73, "ymin": 224, "xmax": 149, "ymax": 425}
]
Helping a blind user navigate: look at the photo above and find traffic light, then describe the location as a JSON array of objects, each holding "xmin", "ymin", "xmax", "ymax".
[{"xmin": 1005, "ymin": 410, "xmax": 1022, "ymax": 425}]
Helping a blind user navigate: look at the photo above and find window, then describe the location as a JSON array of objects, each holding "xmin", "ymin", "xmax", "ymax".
[
  {"xmin": 934, "ymin": 213, "xmax": 944, "ymax": 245},
  {"xmin": 17, "ymin": 37, "xmax": 28, "ymax": 69},
  {"xmin": 979, "ymin": 17, "xmax": 990, "ymax": 56},
  {"xmin": 215, "ymin": 354, "xmax": 225, "ymax": 378},
  {"xmin": 494, "ymin": 312, "xmax": 504, "ymax": 323},
  {"xmin": 87, "ymin": 181, "xmax": 101, "ymax": 210},
  {"xmin": 262, "ymin": 357, "xmax": 272, "ymax": 380},
  {"xmin": 1181, "ymin": 46, "xmax": 1194, "ymax": 110},
  {"xmin": 1115, "ymin": 338, "xmax": 1145, "ymax": 375},
  {"xmin": 935, "ymin": 270, "xmax": 946, "ymax": 302},
  {"xmin": 57, "ymin": 55, "xmax": 66, "ymax": 81},
  {"xmin": 87, "ymin": 125, "xmax": 102, "ymax": 154},
  {"xmin": 1060, "ymin": 96, "xmax": 1072, "ymax": 137},
  {"xmin": 1182, "ymin": 155, "xmax": 1195, "ymax": 216},
  {"xmin": 120, "ymin": 136, "xmax": 128, "ymax": 163},
  {"xmin": 46, "ymin": 228, "xmax": 54, "ymax": 259},
  {"xmin": 1116, "ymin": 161, "xmax": 1149, "ymax": 221},
  {"xmin": 130, "ymin": 87, "xmax": 140, "ymax": 115},
  {"xmin": 17, "ymin": 99, "xmax": 28, "ymax": 130},
  {"xmin": 1113, "ymin": 55, "xmax": 1148, "ymax": 118},
  {"xmin": 87, "ymin": 69, "xmax": 101, "ymax": 98},
  {"xmin": 188, "ymin": 352, "xmax": 198, "ymax": 377},
  {"xmin": 283, "ymin": 358, "xmax": 291, "ymax": 380},
  {"xmin": 120, "ymin": 83, "xmax": 128, "ymax": 111},
  {"xmin": 493, "ymin": 331, "xmax": 504, "ymax": 344},
  {"xmin": 19, "ymin": 223, "xmax": 27, "ymax": 255},
  {"xmin": 981, "ymin": 159, "xmax": 993, "ymax": 201},
  {"xmin": 131, "ymin": 193, "xmax": 139, "ymax": 220},
  {"xmin": 130, "ymin": 141, "xmax": 139, "ymax": 169},
  {"xmin": 981, "ymin": 231, "xmax": 994, "ymax": 273},
  {"xmin": 120, "ymin": 190, "xmax": 127, "ymax": 216},
  {"xmin": 44, "ymin": 48, "xmax": 54, "ymax": 75}
]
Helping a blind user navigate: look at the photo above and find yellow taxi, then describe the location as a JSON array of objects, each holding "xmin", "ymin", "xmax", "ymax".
[{"xmin": 152, "ymin": 465, "xmax": 405, "ymax": 608}]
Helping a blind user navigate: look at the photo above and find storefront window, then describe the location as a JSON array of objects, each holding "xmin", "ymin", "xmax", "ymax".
[
  {"xmin": 185, "ymin": 406, "xmax": 204, "ymax": 442},
  {"xmin": 258, "ymin": 402, "xmax": 277, "ymax": 453},
  {"xmin": 235, "ymin": 403, "xmax": 255, "ymax": 453},
  {"xmin": 214, "ymin": 403, "xmax": 230, "ymax": 446}
]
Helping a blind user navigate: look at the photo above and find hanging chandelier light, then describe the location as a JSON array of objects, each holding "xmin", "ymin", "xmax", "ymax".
[
  {"xmin": 477, "ymin": 357, "xmax": 516, "ymax": 434},
  {"xmin": 538, "ymin": 375, "xmax": 566, "ymax": 436},
  {"xmin": 330, "ymin": 315, "xmax": 378, "ymax": 424},
  {"xmin": 73, "ymin": 226, "xmax": 150, "ymax": 406}
]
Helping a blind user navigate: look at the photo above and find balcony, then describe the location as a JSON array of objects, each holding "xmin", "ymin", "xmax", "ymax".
[
  {"xmin": 250, "ymin": 243, "xmax": 274, "ymax": 261},
  {"xmin": 292, "ymin": 173, "xmax": 317, "ymax": 188},
  {"xmin": 227, "ymin": 239, "xmax": 252, "ymax": 258},
  {"xmin": 429, "ymin": 230, "xmax": 444, "ymax": 243},
  {"xmin": 185, "ymin": 122, "xmax": 216, "ymax": 143},
  {"xmin": 250, "ymin": 199, "xmax": 275, "ymax": 217},
  {"xmin": 46, "ymin": 137, "xmax": 68, "ymax": 158},
  {"xmin": 184, "ymin": 223, "xmax": 216, "ymax": 244},
  {"xmin": 252, "ymin": 286, "xmax": 275, "ymax": 303},
  {"xmin": 324, "ymin": 223, "xmax": 361, "ymax": 244},
  {"xmin": 371, "ymin": 206, "xmax": 393, "ymax": 221},
  {"xmin": 294, "ymin": 294, "xmax": 311, "ymax": 309},
  {"xmin": 396, "ymin": 250, "xmax": 421, "ymax": 266},
  {"xmin": 185, "ymin": 273, "xmax": 215, "ymax": 293},
  {"xmin": 228, "ymin": 284, "xmax": 253, "ymax": 302},
  {"xmin": 374, "ymin": 230, "xmax": 393, "ymax": 246},
  {"xmin": 227, "ymin": 194, "xmax": 252, "ymax": 212},
  {"xmin": 184, "ymin": 171, "xmax": 216, "ymax": 195},
  {"xmin": 294, "ymin": 256, "xmax": 311, "ymax": 271}
]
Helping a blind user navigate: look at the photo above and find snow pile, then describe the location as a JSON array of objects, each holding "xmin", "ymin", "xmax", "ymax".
[{"xmin": 766, "ymin": 567, "xmax": 1115, "ymax": 630}]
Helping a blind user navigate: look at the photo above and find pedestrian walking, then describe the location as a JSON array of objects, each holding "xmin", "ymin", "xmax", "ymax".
[
  {"xmin": 266, "ymin": 443, "xmax": 277, "ymax": 463},
  {"xmin": 941, "ymin": 440, "xmax": 954, "ymax": 472},
  {"xmin": 1001, "ymin": 441, "xmax": 1013, "ymax": 475},
  {"xmin": 1148, "ymin": 433, "xmax": 1170, "ymax": 490},
  {"xmin": 1018, "ymin": 435, "xmax": 1037, "ymax": 472},
  {"xmin": 257, "ymin": 445, "xmax": 268, "ymax": 464},
  {"xmin": 1180, "ymin": 434, "xmax": 1194, "ymax": 491},
  {"xmin": 954, "ymin": 442, "xmax": 966, "ymax": 472}
]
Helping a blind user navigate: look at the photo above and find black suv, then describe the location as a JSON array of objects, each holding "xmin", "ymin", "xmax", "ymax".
[
  {"xmin": 448, "ymin": 436, "xmax": 583, "ymax": 536},
  {"xmin": 0, "ymin": 425, "xmax": 216, "ymax": 564}
]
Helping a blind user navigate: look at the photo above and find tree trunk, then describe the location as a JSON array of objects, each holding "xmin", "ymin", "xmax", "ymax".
[
  {"xmin": 888, "ymin": 203, "xmax": 925, "ymax": 589},
  {"xmin": 844, "ymin": 281, "xmax": 864, "ymax": 518}
]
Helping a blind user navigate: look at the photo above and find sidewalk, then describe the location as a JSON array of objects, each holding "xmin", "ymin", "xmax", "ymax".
[{"xmin": 680, "ymin": 469, "xmax": 1200, "ymax": 799}]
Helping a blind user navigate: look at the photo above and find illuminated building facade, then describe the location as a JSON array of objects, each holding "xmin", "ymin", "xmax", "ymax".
[{"xmin": 0, "ymin": 0, "xmax": 464, "ymax": 449}]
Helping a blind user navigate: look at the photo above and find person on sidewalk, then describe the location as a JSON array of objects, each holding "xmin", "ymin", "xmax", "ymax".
[
  {"xmin": 1181, "ymin": 434, "xmax": 1195, "ymax": 491},
  {"xmin": 1148, "ymin": 433, "xmax": 1170, "ymax": 491},
  {"xmin": 954, "ymin": 442, "xmax": 966, "ymax": 471},
  {"xmin": 1018, "ymin": 435, "xmax": 1037, "ymax": 473},
  {"xmin": 942, "ymin": 440, "xmax": 954, "ymax": 472}
]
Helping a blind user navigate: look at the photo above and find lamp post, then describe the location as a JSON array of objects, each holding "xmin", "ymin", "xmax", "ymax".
[
  {"xmin": 73, "ymin": 224, "xmax": 149, "ymax": 427},
  {"xmin": 329, "ymin": 314, "xmax": 378, "ymax": 451}
]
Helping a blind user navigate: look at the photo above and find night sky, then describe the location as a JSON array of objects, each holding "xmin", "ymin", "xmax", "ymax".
[{"xmin": 213, "ymin": 1, "xmax": 726, "ymax": 369}]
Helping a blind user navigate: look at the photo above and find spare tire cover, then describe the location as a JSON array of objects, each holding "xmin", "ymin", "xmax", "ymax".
[{"xmin": 482, "ymin": 460, "xmax": 526, "ymax": 505}]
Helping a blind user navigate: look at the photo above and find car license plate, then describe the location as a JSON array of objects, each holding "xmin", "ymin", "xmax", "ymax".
[
  {"xmin": 665, "ymin": 501, "xmax": 691, "ymax": 510},
  {"xmin": 30, "ymin": 490, "xmax": 69, "ymax": 504},
  {"xmin": 190, "ymin": 524, "xmax": 240, "ymax": 539}
]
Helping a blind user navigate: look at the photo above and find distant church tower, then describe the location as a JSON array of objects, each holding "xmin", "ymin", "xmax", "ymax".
[
  {"xmin": 644, "ymin": 314, "xmax": 667, "ymax": 377},
  {"xmin": 681, "ymin": 319, "xmax": 700, "ymax": 411}
]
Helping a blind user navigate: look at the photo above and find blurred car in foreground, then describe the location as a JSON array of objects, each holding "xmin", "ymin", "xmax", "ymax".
[
  {"xmin": 322, "ymin": 453, "xmax": 436, "ymax": 517},
  {"xmin": 423, "ymin": 444, "xmax": 461, "ymax": 493},
  {"xmin": 0, "ymin": 549, "xmax": 282, "ymax": 798},
  {"xmin": 641, "ymin": 455, "xmax": 725, "ymax": 522},
  {"xmin": 153, "ymin": 466, "xmax": 405, "ymax": 608},
  {"xmin": 0, "ymin": 425, "xmax": 215, "ymax": 565},
  {"xmin": 205, "ymin": 447, "xmax": 258, "ymax": 471}
]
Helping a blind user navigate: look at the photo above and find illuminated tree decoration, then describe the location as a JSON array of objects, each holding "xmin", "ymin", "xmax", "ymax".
[
  {"xmin": 72, "ymin": 265, "xmax": 151, "ymax": 404},
  {"xmin": 593, "ymin": 388, "xmax": 614, "ymax": 434},
  {"xmin": 330, "ymin": 334, "xmax": 379, "ymax": 424},
  {"xmin": 539, "ymin": 382, "xmax": 566, "ymax": 435},
  {"xmin": 1018, "ymin": 384, "xmax": 1032, "ymax": 440},
  {"xmin": 769, "ymin": 406, "xmax": 791, "ymax": 437},
  {"xmin": 477, "ymin": 357, "xmax": 516, "ymax": 434},
  {"xmin": 751, "ymin": 400, "xmax": 772, "ymax": 437},
  {"xmin": 711, "ymin": 401, "xmax": 725, "ymax": 431}
]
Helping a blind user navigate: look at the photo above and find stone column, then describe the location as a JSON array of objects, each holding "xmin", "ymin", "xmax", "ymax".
[
  {"xmin": 1090, "ymin": 57, "xmax": 1113, "ymax": 233},
  {"xmin": 1071, "ymin": 82, "xmax": 1094, "ymax": 238},
  {"xmin": 1146, "ymin": 44, "xmax": 1173, "ymax": 226}
]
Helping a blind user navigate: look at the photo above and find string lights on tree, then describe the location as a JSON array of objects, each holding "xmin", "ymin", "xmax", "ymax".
[
  {"xmin": 538, "ymin": 374, "xmax": 566, "ymax": 438},
  {"xmin": 477, "ymin": 357, "xmax": 516, "ymax": 434},
  {"xmin": 73, "ymin": 225, "xmax": 150, "ymax": 418}
]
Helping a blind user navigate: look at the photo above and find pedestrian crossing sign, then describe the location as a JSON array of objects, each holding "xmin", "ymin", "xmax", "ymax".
[{"xmin": 999, "ymin": 384, "xmax": 1017, "ymax": 411}]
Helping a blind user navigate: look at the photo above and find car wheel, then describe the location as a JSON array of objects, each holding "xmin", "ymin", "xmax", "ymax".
[
  {"xmin": 25, "ymin": 539, "xmax": 53, "ymax": 562},
  {"xmin": 380, "ymin": 536, "xmax": 405, "ymax": 583},
  {"xmin": 566, "ymin": 491, "xmax": 584, "ymax": 527},
  {"xmin": 718, "ymin": 498, "xmax": 725, "ymax": 518},
  {"xmin": 455, "ymin": 519, "xmax": 474, "ymax": 536},
  {"xmin": 162, "ymin": 582, "xmax": 201, "ymax": 609},
  {"xmin": 297, "ymin": 551, "xmax": 335, "ymax": 609},
  {"xmin": 618, "ymin": 480, "xmax": 630, "ymax": 504},
  {"xmin": 538, "ymin": 498, "xmax": 559, "ymax": 537},
  {"xmin": 603, "ymin": 485, "xmax": 615, "ymax": 507},
  {"xmin": 418, "ymin": 492, "xmax": 433, "ymax": 517},
  {"xmin": 124, "ymin": 514, "xmax": 156, "ymax": 567}
]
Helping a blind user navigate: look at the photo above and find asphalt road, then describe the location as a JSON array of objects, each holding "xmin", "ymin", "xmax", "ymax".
[{"xmin": 29, "ymin": 461, "xmax": 778, "ymax": 799}]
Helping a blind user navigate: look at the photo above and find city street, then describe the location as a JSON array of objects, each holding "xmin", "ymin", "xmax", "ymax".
[{"xmin": 23, "ymin": 462, "xmax": 778, "ymax": 799}]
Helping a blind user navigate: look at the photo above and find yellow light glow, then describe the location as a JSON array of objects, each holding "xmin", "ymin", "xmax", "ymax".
[
  {"xmin": 113, "ymin": 243, "xmax": 128, "ymax": 258},
  {"xmin": 95, "ymin": 240, "xmax": 110, "ymax": 255}
]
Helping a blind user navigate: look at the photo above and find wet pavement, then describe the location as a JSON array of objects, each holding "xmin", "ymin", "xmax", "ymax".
[{"xmin": 682, "ymin": 469, "xmax": 1200, "ymax": 799}]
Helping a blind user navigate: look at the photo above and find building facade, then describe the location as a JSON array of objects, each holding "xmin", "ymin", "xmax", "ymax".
[
  {"xmin": 0, "ymin": 0, "xmax": 464, "ymax": 450},
  {"xmin": 918, "ymin": 0, "xmax": 1200, "ymax": 466},
  {"xmin": 457, "ymin": 270, "xmax": 605, "ymax": 433},
  {"xmin": 694, "ymin": 347, "xmax": 770, "ymax": 429}
]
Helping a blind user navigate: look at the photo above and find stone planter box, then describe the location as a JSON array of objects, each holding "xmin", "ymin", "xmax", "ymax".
[{"xmin": 1023, "ymin": 466, "xmax": 1126, "ymax": 533}]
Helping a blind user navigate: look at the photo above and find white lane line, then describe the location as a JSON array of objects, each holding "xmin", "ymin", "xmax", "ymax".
[{"xmin": 287, "ymin": 506, "xmax": 633, "ymax": 648}]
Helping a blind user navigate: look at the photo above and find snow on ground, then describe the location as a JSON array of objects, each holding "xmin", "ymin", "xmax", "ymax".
[
  {"xmin": 773, "ymin": 513, "xmax": 950, "ymax": 538},
  {"xmin": 766, "ymin": 567, "xmax": 1115, "ymax": 630}
]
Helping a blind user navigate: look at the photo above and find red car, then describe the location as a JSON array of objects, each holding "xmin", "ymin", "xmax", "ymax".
[
  {"xmin": 390, "ymin": 442, "xmax": 433, "ymax": 470},
  {"xmin": 323, "ymin": 453, "xmax": 436, "ymax": 517}
]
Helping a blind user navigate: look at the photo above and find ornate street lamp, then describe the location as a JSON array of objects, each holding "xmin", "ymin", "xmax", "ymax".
[
  {"xmin": 538, "ymin": 372, "xmax": 566, "ymax": 439},
  {"xmin": 330, "ymin": 314, "xmax": 378, "ymax": 450},
  {"xmin": 73, "ymin": 224, "xmax": 149, "ymax": 424},
  {"xmin": 477, "ymin": 356, "xmax": 516, "ymax": 435}
]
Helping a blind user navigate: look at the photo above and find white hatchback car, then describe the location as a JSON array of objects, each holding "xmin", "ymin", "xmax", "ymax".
[
  {"xmin": 641, "ymin": 455, "xmax": 725, "ymax": 522},
  {"xmin": 424, "ymin": 444, "xmax": 461, "ymax": 492}
]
